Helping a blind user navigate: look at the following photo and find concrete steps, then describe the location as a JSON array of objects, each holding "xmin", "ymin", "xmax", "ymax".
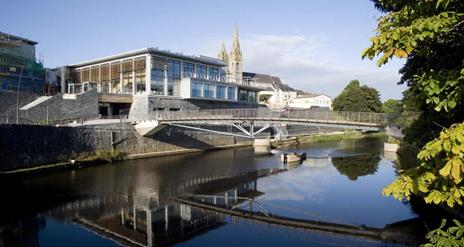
[{"xmin": 20, "ymin": 96, "xmax": 52, "ymax": 110}]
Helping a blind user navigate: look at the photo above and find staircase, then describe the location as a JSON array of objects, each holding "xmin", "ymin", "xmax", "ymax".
[{"xmin": 20, "ymin": 96, "xmax": 53, "ymax": 110}]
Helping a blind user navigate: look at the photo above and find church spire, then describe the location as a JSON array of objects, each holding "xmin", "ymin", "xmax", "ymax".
[
  {"xmin": 218, "ymin": 43, "xmax": 229, "ymax": 63},
  {"xmin": 230, "ymin": 26, "xmax": 242, "ymax": 61},
  {"xmin": 228, "ymin": 26, "xmax": 243, "ymax": 83}
]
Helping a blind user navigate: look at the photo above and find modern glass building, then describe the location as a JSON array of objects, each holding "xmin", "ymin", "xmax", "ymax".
[
  {"xmin": 63, "ymin": 48, "xmax": 259, "ymax": 115},
  {"xmin": 0, "ymin": 32, "xmax": 45, "ymax": 93},
  {"xmin": 65, "ymin": 48, "xmax": 249, "ymax": 100}
]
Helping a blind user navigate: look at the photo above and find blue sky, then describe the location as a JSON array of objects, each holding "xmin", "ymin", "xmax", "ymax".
[{"xmin": 1, "ymin": 0, "xmax": 406, "ymax": 100}]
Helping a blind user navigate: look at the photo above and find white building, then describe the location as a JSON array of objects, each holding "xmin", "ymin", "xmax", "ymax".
[{"xmin": 288, "ymin": 94, "xmax": 333, "ymax": 110}]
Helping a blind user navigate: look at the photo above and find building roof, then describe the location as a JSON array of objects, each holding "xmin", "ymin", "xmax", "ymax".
[
  {"xmin": 296, "ymin": 93, "xmax": 332, "ymax": 99},
  {"xmin": 242, "ymin": 72, "xmax": 296, "ymax": 91},
  {"xmin": 69, "ymin": 48, "xmax": 228, "ymax": 68},
  {"xmin": 0, "ymin": 32, "xmax": 38, "ymax": 46}
]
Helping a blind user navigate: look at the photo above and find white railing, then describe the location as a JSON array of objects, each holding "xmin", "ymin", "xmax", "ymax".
[{"xmin": 132, "ymin": 108, "xmax": 387, "ymax": 127}]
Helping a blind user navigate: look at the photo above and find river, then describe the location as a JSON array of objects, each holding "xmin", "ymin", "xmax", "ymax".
[{"xmin": 0, "ymin": 137, "xmax": 428, "ymax": 246}]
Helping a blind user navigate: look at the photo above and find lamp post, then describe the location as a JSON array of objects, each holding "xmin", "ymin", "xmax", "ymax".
[{"xmin": 16, "ymin": 65, "xmax": 24, "ymax": 124}]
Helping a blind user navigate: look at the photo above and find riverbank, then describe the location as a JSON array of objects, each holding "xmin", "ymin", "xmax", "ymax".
[
  {"xmin": 0, "ymin": 124, "xmax": 386, "ymax": 176},
  {"xmin": 0, "ymin": 140, "xmax": 253, "ymax": 177},
  {"xmin": 0, "ymin": 124, "xmax": 253, "ymax": 175},
  {"xmin": 272, "ymin": 131, "xmax": 386, "ymax": 147}
]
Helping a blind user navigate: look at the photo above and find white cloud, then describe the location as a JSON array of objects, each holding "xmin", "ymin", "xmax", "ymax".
[{"xmin": 193, "ymin": 33, "xmax": 406, "ymax": 101}]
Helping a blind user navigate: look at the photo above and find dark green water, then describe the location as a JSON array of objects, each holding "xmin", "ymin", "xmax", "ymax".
[{"xmin": 0, "ymin": 137, "xmax": 427, "ymax": 246}]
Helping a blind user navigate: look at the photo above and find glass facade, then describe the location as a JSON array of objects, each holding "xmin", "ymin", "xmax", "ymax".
[
  {"xmin": 123, "ymin": 71, "xmax": 133, "ymax": 94},
  {"xmin": 239, "ymin": 90, "xmax": 248, "ymax": 101},
  {"xmin": 238, "ymin": 89, "xmax": 257, "ymax": 103},
  {"xmin": 227, "ymin": 87, "xmax": 236, "ymax": 100},
  {"xmin": 151, "ymin": 57, "xmax": 165, "ymax": 95},
  {"xmin": 249, "ymin": 91, "xmax": 256, "ymax": 102},
  {"xmin": 111, "ymin": 62, "xmax": 121, "ymax": 94},
  {"xmin": 191, "ymin": 82, "xmax": 202, "ymax": 97},
  {"xmin": 216, "ymin": 85, "xmax": 226, "ymax": 99},
  {"xmin": 69, "ymin": 55, "xmax": 243, "ymax": 102},
  {"xmin": 167, "ymin": 60, "xmax": 181, "ymax": 96},
  {"xmin": 135, "ymin": 69, "xmax": 145, "ymax": 93},
  {"xmin": 197, "ymin": 65, "xmax": 207, "ymax": 79},
  {"xmin": 182, "ymin": 62, "xmax": 194, "ymax": 78},
  {"xmin": 203, "ymin": 84, "xmax": 214, "ymax": 98},
  {"xmin": 208, "ymin": 67, "xmax": 219, "ymax": 80}
]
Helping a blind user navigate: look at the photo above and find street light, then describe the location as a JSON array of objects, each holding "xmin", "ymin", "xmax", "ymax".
[{"xmin": 16, "ymin": 65, "xmax": 24, "ymax": 124}]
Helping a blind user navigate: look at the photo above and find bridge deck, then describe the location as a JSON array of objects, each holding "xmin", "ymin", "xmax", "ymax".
[
  {"xmin": 133, "ymin": 109, "xmax": 387, "ymax": 136},
  {"xmin": 174, "ymin": 197, "xmax": 419, "ymax": 244}
]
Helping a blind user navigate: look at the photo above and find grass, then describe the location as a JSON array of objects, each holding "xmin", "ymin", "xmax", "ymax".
[{"xmin": 295, "ymin": 131, "xmax": 387, "ymax": 144}]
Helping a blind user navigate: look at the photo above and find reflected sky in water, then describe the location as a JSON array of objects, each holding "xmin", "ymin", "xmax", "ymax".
[{"xmin": 0, "ymin": 137, "xmax": 420, "ymax": 246}]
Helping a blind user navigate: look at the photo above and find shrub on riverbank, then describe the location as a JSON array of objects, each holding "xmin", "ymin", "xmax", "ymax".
[{"xmin": 74, "ymin": 150, "xmax": 123, "ymax": 162}]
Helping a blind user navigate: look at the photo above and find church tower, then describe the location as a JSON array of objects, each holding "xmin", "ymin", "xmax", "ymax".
[
  {"xmin": 228, "ymin": 26, "xmax": 243, "ymax": 83},
  {"xmin": 218, "ymin": 43, "xmax": 229, "ymax": 63}
]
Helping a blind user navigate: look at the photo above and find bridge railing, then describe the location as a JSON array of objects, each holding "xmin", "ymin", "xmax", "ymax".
[{"xmin": 143, "ymin": 108, "xmax": 387, "ymax": 126}]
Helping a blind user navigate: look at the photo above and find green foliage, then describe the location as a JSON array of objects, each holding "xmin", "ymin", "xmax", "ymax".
[
  {"xmin": 365, "ymin": 1, "xmax": 464, "ymax": 243},
  {"xmin": 363, "ymin": 0, "xmax": 464, "ymax": 112},
  {"xmin": 77, "ymin": 149, "xmax": 123, "ymax": 162},
  {"xmin": 382, "ymin": 99, "xmax": 405, "ymax": 125},
  {"xmin": 333, "ymin": 80, "xmax": 383, "ymax": 113},
  {"xmin": 383, "ymin": 123, "xmax": 464, "ymax": 207},
  {"xmin": 423, "ymin": 219, "xmax": 464, "ymax": 247}
]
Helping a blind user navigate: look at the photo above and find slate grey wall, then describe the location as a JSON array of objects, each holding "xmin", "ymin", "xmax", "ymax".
[
  {"xmin": 0, "ymin": 90, "xmax": 99, "ymax": 124},
  {"xmin": 0, "ymin": 124, "xmax": 251, "ymax": 171}
]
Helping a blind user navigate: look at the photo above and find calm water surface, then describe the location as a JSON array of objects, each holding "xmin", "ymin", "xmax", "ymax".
[{"xmin": 0, "ymin": 137, "xmax": 425, "ymax": 246}]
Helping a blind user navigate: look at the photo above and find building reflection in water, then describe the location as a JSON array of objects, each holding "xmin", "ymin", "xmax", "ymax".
[{"xmin": 38, "ymin": 163, "xmax": 294, "ymax": 247}]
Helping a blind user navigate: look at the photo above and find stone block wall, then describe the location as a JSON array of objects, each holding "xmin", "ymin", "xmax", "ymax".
[
  {"xmin": 0, "ymin": 90, "xmax": 99, "ymax": 124},
  {"xmin": 0, "ymin": 124, "xmax": 251, "ymax": 171}
]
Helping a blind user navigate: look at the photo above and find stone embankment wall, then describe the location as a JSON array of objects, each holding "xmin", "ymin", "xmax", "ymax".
[
  {"xmin": 0, "ymin": 90, "xmax": 99, "ymax": 124},
  {"xmin": 0, "ymin": 124, "xmax": 251, "ymax": 171}
]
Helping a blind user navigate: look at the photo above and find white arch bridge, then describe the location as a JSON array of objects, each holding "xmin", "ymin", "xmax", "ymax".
[{"xmin": 133, "ymin": 108, "xmax": 388, "ymax": 138}]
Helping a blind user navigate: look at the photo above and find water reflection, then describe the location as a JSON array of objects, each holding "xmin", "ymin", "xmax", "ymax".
[
  {"xmin": 0, "ymin": 138, "xmax": 427, "ymax": 246},
  {"xmin": 332, "ymin": 154, "xmax": 381, "ymax": 181}
]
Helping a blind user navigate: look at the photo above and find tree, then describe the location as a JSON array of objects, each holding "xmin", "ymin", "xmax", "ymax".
[
  {"xmin": 363, "ymin": 0, "xmax": 464, "ymax": 244},
  {"xmin": 361, "ymin": 85, "xmax": 383, "ymax": 112},
  {"xmin": 332, "ymin": 80, "xmax": 383, "ymax": 112}
]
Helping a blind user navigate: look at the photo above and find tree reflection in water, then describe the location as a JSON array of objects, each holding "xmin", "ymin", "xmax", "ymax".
[{"xmin": 332, "ymin": 154, "xmax": 381, "ymax": 181}]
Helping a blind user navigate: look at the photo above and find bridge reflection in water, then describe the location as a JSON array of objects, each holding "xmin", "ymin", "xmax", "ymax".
[{"xmin": 19, "ymin": 160, "xmax": 420, "ymax": 247}]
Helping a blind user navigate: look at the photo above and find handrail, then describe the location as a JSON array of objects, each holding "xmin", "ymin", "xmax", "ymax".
[
  {"xmin": 131, "ymin": 108, "xmax": 387, "ymax": 127},
  {"xmin": 182, "ymin": 193, "xmax": 271, "ymax": 217}
]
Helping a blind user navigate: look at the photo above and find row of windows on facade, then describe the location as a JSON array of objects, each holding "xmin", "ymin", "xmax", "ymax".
[
  {"xmin": 71, "ymin": 57, "xmax": 224, "ymax": 86},
  {"xmin": 191, "ymin": 81, "xmax": 237, "ymax": 100}
]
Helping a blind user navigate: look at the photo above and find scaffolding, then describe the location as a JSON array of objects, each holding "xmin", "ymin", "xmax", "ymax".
[{"xmin": 0, "ymin": 33, "xmax": 44, "ymax": 92}]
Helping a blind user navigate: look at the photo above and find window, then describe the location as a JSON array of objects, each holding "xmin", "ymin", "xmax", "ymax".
[
  {"xmin": 183, "ymin": 62, "xmax": 194, "ymax": 78},
  {"xmin": 204, "ymin": 84, "xmax": 214, "ymax": 98},
  {"xmin": 239, "ymin": 90, "xmax": 248, "ymax": 101},
  {"xmin": 83, "ymin": 83, "xmax": 89, "ymax": 92},
  {"xmin": 151, "ymin": 57, "xmax": 165, "ymax": 95},
  {"xmin": 216, "ymin": 85, "xmax": 226, "ymax": 99},
  {"xmin": 135, "ymin": 69, "xmax": 145, "ymax": 93},
  {"xmin": 208, "ymin": 67, "xmax": 219, "ymax": 80},
  {"xmin": 167, "ymin": 60, "xmax": 181, "ymax": 96},
  {"xmin": 191, "ymin": 82, "xmax": 202, "ymax": 97},
  {"xmin": 123, "ymin": 71, "xmax": 133, "ymax": 94},
  {"xmin": 134, "ymin": 58, "xmax": 146, "ymax": 93},
  {"xmin": 122, "ymin": 60, "xmax": 133, "ymax": 94},
  {"xmin": 111, "ymin": 62, "xmax": 121, "ymax": 93},
  {"xmin": 196, "ymin": 65, "xmax": 207, "ymax": 79},
  {"xmin": 227, "ymin": 87, "xmax": 236, "ymax": 100},
  {"xmin": 248, "ymin": 91, "xmax": 256, "ymax": 103},
  {"xmin": 68, "ymin": 84, "xmax": 75, "ymax": 94}
]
